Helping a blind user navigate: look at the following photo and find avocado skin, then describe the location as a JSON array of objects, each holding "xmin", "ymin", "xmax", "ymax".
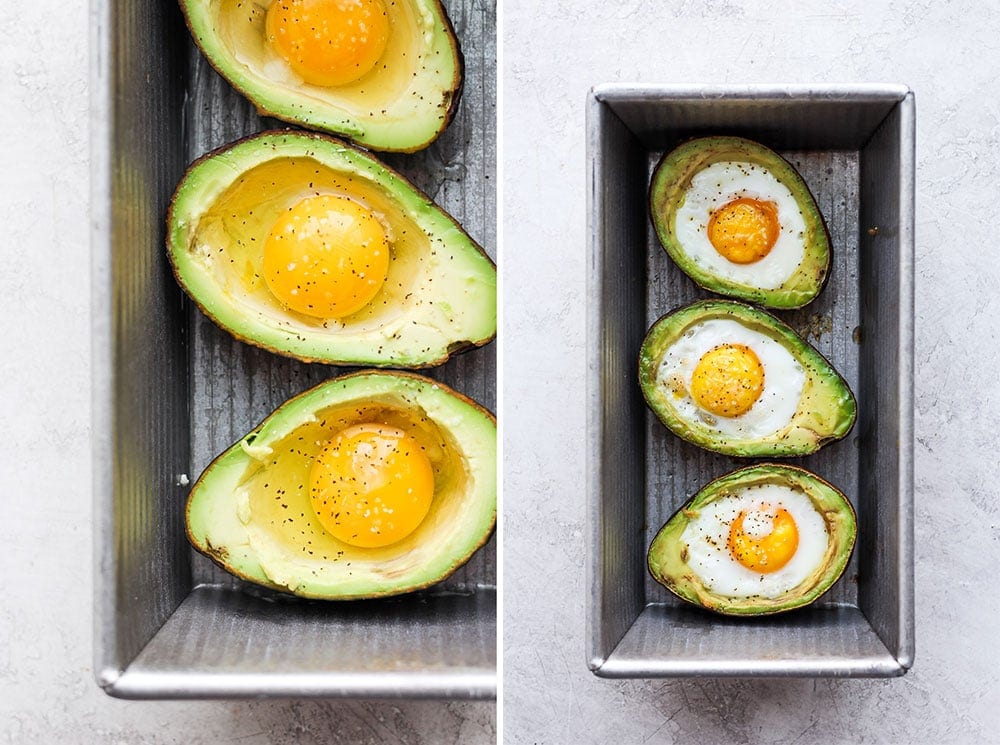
[
  {"xmin": 185, "ymin": 370, "xmax": 497, "ymax": 600},
  {"xmin": 647, "ymin": 464, "xmax": 857, "ymax": 616},
  {"xmin": 178, "ymin": 0, "xmax": 464, "ymax": 153},
  {"xmin": 649, "ymin": 136, "xmax": 831, "ymax": 309},
  {"xmin": 638, "ymin": 300, "xmax": 856, "ymax": 457},
  {"xmin": 167, "ymin": 130, "xmax": 497, "ymax": 368}
]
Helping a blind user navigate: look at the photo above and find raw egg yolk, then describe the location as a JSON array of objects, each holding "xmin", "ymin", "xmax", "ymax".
[
  {"xmin": 707, "ymin": 197, "xmax": 780, "ymax": 264},
  {"xmin": 266, "ymin": 0, "xmax": 390, "ymax": 87},
  {"xmin": 263, "ymin": 194, "xmax": 389, "ymax": 319},
  {"xmin": 727, "ymin": 506, "xmax": 799, "ymax": 572},
  {"xmin": 309, "ymin": 423, "xmax": 434, "ymax": 548},
  {"xmin": 690, "ymin": 343, "xmax": 765, "ymax": 417}
]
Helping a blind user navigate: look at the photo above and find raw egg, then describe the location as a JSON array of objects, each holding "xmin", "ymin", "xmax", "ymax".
[
  {"xmin": 309, "ymin": 423, "xmax": 434, "ymax": 548},
  {"xmin": 266, "ymin": 0, "xmax": 390, "ymax": 87},
  {"xmin": 262, "ymin": 194, "xmax": 390, "ymax": 319}
]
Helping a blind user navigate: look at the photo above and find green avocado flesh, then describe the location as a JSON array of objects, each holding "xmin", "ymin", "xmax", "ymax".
[
  {"xmin": 167, "ymin": 131, "xmax": 496, "ymax": 368},
  {"xmin": 186, "ymin": 370, "xmax": 497, "ymax": 600},
  {"xmin": 649, "ymin": 136, "xmax": 831, "ymax": 309},
  {"xmin": 179, "ymin": 0, "xmax": 462, "ymax": 152},
  {"xmin": 638, "ymin": 300, "xmax": 856, "ymax": 457},
  {"xmin": 647, "ymin": 464, "xmax": 857, "ymax": 616}
]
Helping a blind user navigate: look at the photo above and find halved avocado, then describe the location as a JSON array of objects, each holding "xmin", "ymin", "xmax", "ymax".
[
  {"xmin": 186, "ymin": 370, "xmax": 496, "ymax": 599},
  {"xmin": 179, "ymin": 0, "xmax": 463, "ymax": 152},
  {"xmin": 648, "ymin": 464, "xmax": 857, "ymax": 616},
  {"xmin": 167, "ymin": 130, "xmax": 496, "ymax": 368},
  {"xmin": 639, "ymin": 300, "xmax": 856, "ymax": 457},
  {"xmin": 649, "ymin": 136, "xmax": 831, "ymax": 309}
]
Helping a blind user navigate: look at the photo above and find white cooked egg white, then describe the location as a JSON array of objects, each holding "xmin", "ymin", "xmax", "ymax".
[
  {"xmin": 656, "ymin": 318, "xmax": 805, "ymax": 439},
  {"xmin": 681, "ymin": 483, "xmax": 829, "ymax": 599},
  {"xmin": 674, "ymin": 161, "xmax": 806, "ymax": 289}
]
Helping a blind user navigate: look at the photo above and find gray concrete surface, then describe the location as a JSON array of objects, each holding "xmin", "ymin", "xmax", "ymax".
[{"xmin": 503, "ymin": 0, "xmax": 999, "ymax": 742}]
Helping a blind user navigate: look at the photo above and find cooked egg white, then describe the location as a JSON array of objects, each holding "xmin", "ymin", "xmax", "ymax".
[
  {"xmin": 656, "ymin": 318, "xmax": 805, "ymax": 439},
  {"xmin": 682, "ymin": 483, "xmax": 829, "ymax": 599},
  {"xmin": 675, "ymin": 161, "xmax": 806, "ymax": 289}
]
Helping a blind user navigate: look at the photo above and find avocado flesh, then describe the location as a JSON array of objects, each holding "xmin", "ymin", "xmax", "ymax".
[
  {"xmin": 168, "ymin": 131, "xmax": 496, "ymax": 367},
  {"xmin": 186, "ymin": 371, "xmax": 497, "ymax": 599},
  {"xmin": 181, "ymin": 0, "xmax": 462, "ymax": 152},
  {"xmin": 648, "ymin": 464, "xmax": 857, "ymax": 616},
  {"xmin": 650, "ymin": 136, "xmax": 831, "ymax": 309},
  {"xmin": 638, "ymin": 300, "xmax": 856, "ymax": 457}
]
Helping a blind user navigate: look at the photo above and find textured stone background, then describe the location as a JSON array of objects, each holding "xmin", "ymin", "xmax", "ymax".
[{"xmin": 503, "ymin": 0, "xmax": 999, "ymax": 743}]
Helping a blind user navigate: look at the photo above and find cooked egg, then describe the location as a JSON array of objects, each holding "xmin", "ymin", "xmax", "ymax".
[
  {"xmin": 262, "ymin": 194, "xmax": 390, "ymax": 319},
  {"xmin": 309, "ymin": 422, "xmax": 434, "ymax": 548},
  {"xmin": 657, "ymin": 318, "xmax": 805, "ymax": 439},
  {"xmin": 681, "ymin": 483, "xmax": 829, "ymax": 598},
  {"xmin": 266, "ymin": 0, "xmax": 390, "ymax": 87},
  {"xmin": 675, "ymin": 161, "xmax": 807, "ymax": 289}
]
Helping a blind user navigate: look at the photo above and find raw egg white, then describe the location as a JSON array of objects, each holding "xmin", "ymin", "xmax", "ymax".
[
  {"xmin": 682, "ymin": 483, "xmax": 829, "ymax": 599},
  {"xmin": 656, "ymin": 318, "xmax": 805, "ymax": 439},
  {"xmin": 675, "ymin": 161, "xmax": 807, "ymax": 289}
]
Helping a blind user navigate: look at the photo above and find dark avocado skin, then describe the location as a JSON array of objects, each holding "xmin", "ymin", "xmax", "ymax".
[
  {"xmin": 647, "ymin": 464, "xmax": 857, "ymax": 616},
  {"xmin": 649, "ymin": 136, "xmax": 832, "ymax": 309},
  {"xmin": 638, "ymin": 300, "xmax": 856, "ymax": 457}
]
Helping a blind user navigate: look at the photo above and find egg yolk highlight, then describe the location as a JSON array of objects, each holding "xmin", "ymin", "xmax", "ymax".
[
  {"xmin": 263, "ymin": 194, "xmax": 389, "ymax": 319},
  {"xmin": 266, "ymin": 0, "xmax": 390, "ymax": 87},
  {"xmin": 727, "ymin": 506, "xmax": 799, "ymax": 572},
  {"xmin": 690, "ymin": 343, "xmax": 765, "ymax": 417},
  {"xmin": 309, "ymin": 423, "xmax": 434, "ymax": 548},
  {"xmin": 707, "ymin": 197, "xmax": 780, "ymax": 264}
]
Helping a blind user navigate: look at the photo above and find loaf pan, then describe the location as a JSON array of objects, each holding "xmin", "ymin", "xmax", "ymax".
[
  {"xmin": 586, "ymin": 84, "xmax": 914, "ymax": 677},
  {"xmin": 91, "ymin": 0, "xmax": 496, "ymax": 699}
]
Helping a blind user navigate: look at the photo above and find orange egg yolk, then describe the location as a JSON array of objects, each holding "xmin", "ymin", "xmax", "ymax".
[
  {"xmin": 309, "ymin": 423, "xmax": 434, "ymax": 548},
  {"xmin": 266, "ymin": 0, "xmax": 390, "ymax": 87},
  {"xmin": 690, "ymin": 343, "xmax": 765, "ymax": 417},
  {"xmin": 707, "ymin": 197, "xmax": 780, "ymax": 264},
  {"xmin": 262, "ymin": 194, "xmax": 389, "ymax": 319},
  {"xmin": 727, "ymin": 506, "xmax": 799, "ymax": 572}
]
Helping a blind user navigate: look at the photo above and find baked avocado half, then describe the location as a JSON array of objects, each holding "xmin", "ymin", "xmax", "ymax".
[
  {"xmin": 638, "ymin": 300, "xmax": 856, "ymax": 457},
  {"xmin": 648, "ymin": 464, "xmax": 857, "ymax": 616},
  {"xmin": 179, "ymin": 0, "xmax": 463, "ymax": 152},
  {"xmin": 649, "ymin": 136, "xmax": 831, "ymax": 309},
  {"xmin": 186, "ymin": 370, "xmax": 496, "ymax": 599},
  {"xmin": 167, "ymin": 131, "xmax": 496, "ymax": 368}
]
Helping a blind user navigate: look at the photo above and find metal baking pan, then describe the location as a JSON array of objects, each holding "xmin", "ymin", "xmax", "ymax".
[
  {"xmin": 586, "ymin": 84, "xmax": 914, "ymax": 677},
  {"xmin": 91, "ymin": 0, "xmax": 496, "ymax": 699}
]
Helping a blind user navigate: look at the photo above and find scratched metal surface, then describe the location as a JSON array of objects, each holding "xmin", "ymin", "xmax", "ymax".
[
  {"xmin": 185, "ymin": 0, "xmax": 496, "ymax": 595},
  {"xmin": 642, "ymin": 148, "xmax": 862, "ymax": 608}
]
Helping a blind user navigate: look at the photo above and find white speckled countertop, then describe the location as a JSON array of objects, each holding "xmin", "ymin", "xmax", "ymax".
[
  {"xmin": 502, "ymin": 0, "xmax": 999, "ymax": 742},
  {"xmin": 3, "ymin": 0, "xmax": 999, "ymax": 742},
  {"xmin": 1, "ymin": 2, "xmax": 495, "ymax": 743}
]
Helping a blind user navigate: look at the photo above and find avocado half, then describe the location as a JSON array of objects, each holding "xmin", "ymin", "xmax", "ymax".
[
  {"xmin": 186, "ymin": 370, "xmax": 496, "ymax": 599},
  {"xmin": 648, "ymin": 464, "xmax": 857, "ymax": 616},
  {"xmin": 179, "ymin": 0, "xmax": 463, "ymax": 152},
  {"xmin": 167, "ymin": 130, "xmax": 496, "ymax": 368},
  {"xmin": 649, "ymin": 136, "xmax": 831, "ymax": 309},
  {"xmin": 638, "ymin": 300, "xmax": 856, "ymax": 457}
]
